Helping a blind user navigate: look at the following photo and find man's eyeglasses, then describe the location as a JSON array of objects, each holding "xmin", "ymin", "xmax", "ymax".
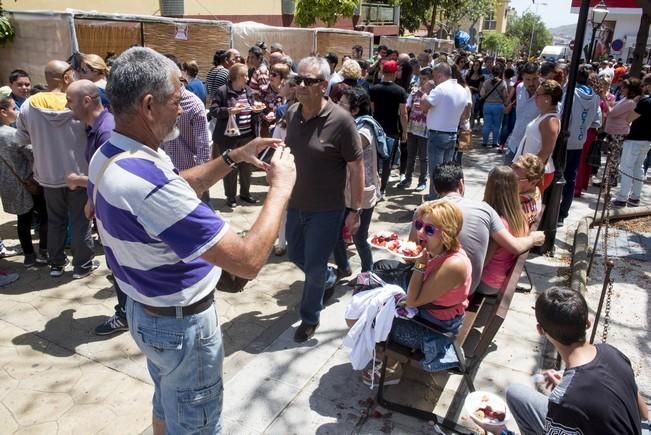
[
  {"xmin": 414, "ymin": 220, "xmax": 438, "ymax": 237},
  {"xmin": 294, "ymin": 76, "xmax": 323, "ymax": 86}
]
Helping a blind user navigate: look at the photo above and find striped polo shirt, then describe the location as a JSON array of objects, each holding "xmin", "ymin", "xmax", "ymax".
[{"xmin": 88, "ymin": 132, "xmax": 228, "ymax": 307}]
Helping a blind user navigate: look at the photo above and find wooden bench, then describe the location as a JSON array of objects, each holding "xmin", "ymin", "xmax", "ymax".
[{"xmin": 374, "ymin": 216, "xmax": 541, "ymax": 431}]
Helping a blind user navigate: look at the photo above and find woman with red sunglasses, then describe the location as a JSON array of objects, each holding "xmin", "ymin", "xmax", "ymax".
[{"xmin": 362, "ymin": 199, "xmax": 471, "ymax": 386}]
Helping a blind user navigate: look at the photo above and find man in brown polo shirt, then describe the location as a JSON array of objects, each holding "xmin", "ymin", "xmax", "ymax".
[{"xmin": 284, "ymin": 56, "xmax": 365, "ymax": 342}]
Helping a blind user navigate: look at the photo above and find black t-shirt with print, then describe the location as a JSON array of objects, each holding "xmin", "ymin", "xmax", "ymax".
[
  {"xmin": 369, "ymin": 81, "xmax": 408, "ymax": 137},
  {"xmin": 627, "ymin": 96, "xmax": 651, "ymax": 141},
  {"xmin": 545, "ymin": 343, "xmax": 641, "ymax": 435}
]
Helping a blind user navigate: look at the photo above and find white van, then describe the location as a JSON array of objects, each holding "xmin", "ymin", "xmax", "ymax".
[{"xmin": 539, "ymin": 45, "xmax": 571, "ymax": 62}]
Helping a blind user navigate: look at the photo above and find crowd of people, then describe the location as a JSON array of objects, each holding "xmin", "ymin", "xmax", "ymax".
[{"xmin": 0, "ymin": 38, "xmax": 649, "ymax": 435}]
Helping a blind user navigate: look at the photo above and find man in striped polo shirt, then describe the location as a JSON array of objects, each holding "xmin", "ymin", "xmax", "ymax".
[{"xmin": 88, "ymin": 47, "xmax": 295, "ymax": 435}]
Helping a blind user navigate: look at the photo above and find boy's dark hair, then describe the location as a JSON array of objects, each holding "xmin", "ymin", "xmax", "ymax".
[
  {"xmin": 248, "ymin": 45, "xmax": 264, "ymax": 58},
  {"xmin": 352, "ymin": 44, "xmax": 363, "ymax": 54},
  {"xmin": 577, "ymin": 64, "xmax": 593, "ymax": 85},
  {"xmin": 356, "ymin": 59, "xmax": 369, "ymax": 71},
  {"xmin": 432, "ymin": 162, "xmax": 463, "ymax": 195},
  {"xmin": 342, "ymin": 86, "xmax": 371, "ymax": 117},
  {"xmin": 213, "ymin": 49, "xmax": 227, "ymax": 67},
  {"xmin": 535, "ymin": 287, "xmax": 588, "ymax": 346},
  {"xmin": 521, "ymin": 62, "xmax": 539, "ymax": 76},
  {"xmin": 31, "ymin": 84, "xmax": 48, "ymax": 95},
  {"xmin": 9, "ymin": 69, "xmax": 29, "ymax": 83},
  {"xmin": 539, "ymin": 61, "xmax": 556, "ymax": 77},
  {"xmin": 325, "ymin": 52, "xmax": 338, "ymax": 67},
  {"xmin": 377, "ymin": 44, "xmax": 388, "ymax": 53}
]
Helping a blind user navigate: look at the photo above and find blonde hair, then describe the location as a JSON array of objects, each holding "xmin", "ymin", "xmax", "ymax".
[
  {"xmin": 82, "ymin": 53, "xmax": 109, "ymax": 77},
  {"xmin": 340, "ymin": 59, "xmax": 362, "ymax": 80},
  {"xmin": 271, "ymin": 63, "xmax": 290, "ymax": 79},
  {"xmin": 182, "ymin": 60, "xmax": 199, "ymax": 78},
  {"xmin": 415, "ymin": 199, "xmax": 463, "ymax": 251},
  {"xmin": 228, "ymin": 63, "xmax": 248, "ymax": 82},
  {"xmin": 483, "ymin": 166, "xmax": 528, "ymax": 237},
  {"xmin": 512, "ymin": 153, "xmax": 544, "ymax": 182}
]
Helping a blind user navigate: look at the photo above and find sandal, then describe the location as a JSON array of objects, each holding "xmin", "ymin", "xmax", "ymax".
[{"xmin": 362, "ymin": 359, "xmax": 402, "ymax": 387}]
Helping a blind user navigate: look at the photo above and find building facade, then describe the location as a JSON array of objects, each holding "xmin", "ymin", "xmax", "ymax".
[
  {"xmin": 10, "ymin": 0, "xmax": 400, "ymax": 35},
  {"xmin": 571, "ymin": 0, "xmax": 650, "ymax": 61}
]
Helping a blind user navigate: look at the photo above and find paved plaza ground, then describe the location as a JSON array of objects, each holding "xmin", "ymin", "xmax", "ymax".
[{"xmin": 0, "ymin": 143, "xmax": 649, "ymax": 434}]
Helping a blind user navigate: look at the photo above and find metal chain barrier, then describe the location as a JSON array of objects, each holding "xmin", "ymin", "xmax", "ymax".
[
  {"xmin": 588, "ymin": 138, "xmax": 616, "ymax": 344},
  {"xmin": 601, "ymin": 276, "xmax": 613, "ymax": 343},
  {"xmin": 618, "ymin": 167, "xmax": 647, "ymax": 183}
]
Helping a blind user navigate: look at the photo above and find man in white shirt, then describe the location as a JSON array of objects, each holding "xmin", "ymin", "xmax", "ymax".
[
  {"xmin": 419, "ymin": 62, "xmax": 468, "ymax": 199},
  {"xmin": 505, "ymin": 63, "xmax": 541, "ymax": 164}
]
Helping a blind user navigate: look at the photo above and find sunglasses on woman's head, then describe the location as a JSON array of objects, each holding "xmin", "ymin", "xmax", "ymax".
[
  {"xmin": 414, "ymin": 220, "xmax": 437, "ymax": 237},
  {"xmin": 294, "ymin": 76, "xmax": 323, "ymax": 86}
]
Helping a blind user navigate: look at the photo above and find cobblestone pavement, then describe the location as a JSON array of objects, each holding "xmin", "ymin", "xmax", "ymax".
[{"xmin": 0, "ymin": 142, "xmax": 648, "ymax": 434}]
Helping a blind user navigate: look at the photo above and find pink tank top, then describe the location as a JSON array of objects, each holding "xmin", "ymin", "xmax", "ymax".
[
  {"xmin": 423, "ymin": 248, "xmax": 472, "ymax": 320},
  {"xmin": 480, "ymin": 218, "xmax": 517, "ymax": 290}
]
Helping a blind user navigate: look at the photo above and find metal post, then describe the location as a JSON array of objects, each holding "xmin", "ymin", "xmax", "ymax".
[
  {"xmin": 528, "ymin": 23, "xmax": 535, "ymax": 58},
  {"xmin": 587, "ymin": 26, "xmax": 597, "ymax": 62},
  {"xmin": 535, "ymin": 0, "xmax": 592, "ymax": 255}
]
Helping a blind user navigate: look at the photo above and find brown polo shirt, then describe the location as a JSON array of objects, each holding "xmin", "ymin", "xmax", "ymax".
[{"xmin": 285, "ymin": 99, "xmax": 363, "ymax": 212}]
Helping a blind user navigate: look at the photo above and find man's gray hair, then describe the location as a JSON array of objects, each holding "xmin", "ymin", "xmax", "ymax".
[
  {"xmin": 106, "ymin": 47, "xmax": 179, "ymax": 115},
  {"xmin": 433, "ymin": 62, "xmax": 451, "ymax": 77},
  {"xmin": 298, "ymin": 56, "xmax": 331, "ymax": 82}
]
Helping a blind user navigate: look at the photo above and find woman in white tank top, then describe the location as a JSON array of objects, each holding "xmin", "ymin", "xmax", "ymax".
[{"xmin": 513, "ymin": 80, "xmax": 562, "ymax": 191}]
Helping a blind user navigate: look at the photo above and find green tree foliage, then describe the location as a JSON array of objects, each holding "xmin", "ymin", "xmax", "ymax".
[
  {"xmin": 294, "ymin": 0, "xmax": 359, "ymax": 27},
  {"xmin": 506, "ymin": 12, "xmax": 552, "ymax": 57},
  {"xmin": 482, "ymin": 32, "xmax": 518, "ymax": 57},
  {"xmin": 395, "ymin": 0, "xmax": 496, "ymax": 37},
  {"xmin": 442, "ymin": 0, "xmax": 496, "ymax": 34},
  {"xmin": 391, "ymin": 0, "xmax": 439, "ymax": 36}
]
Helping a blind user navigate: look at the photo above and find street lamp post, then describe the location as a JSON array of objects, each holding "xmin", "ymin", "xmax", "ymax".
[
  {"xmin": 527, "ymin": 1, "xmax": 548, "ymax": 59},
  {"xmin": 587, "ymin": 0, "xmax": 609, "ymax": 62},
  {"xmin": 478, "ymin": 31, "xmax": 484, "ymax": 52}
]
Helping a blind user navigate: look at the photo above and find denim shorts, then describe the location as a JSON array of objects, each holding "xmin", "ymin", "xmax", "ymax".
[{"xmin": 126, "ymin": 297, "xmax": 224, "ymax": 434}]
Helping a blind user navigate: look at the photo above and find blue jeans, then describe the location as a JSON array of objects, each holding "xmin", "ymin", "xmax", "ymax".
[
  {"xmin": 390, "ymin": 310, "xmax": 463, "ymax": 372},
  {"xmin": 482, "ymin": 102, "xmax": 504, "ymax": 145},
  {"xmin": 500, "ymin": 108, "xmax": 516, "ymax": 145},
  {"xmin": 286, "ymin": 208, "xmax": 345, "ymax": 325},
  {"xmin": 334, "ymin": 207, "xmax": 375, "ymax": 273},
  {"xmin": 559, "ymin": 149, "xmax": 583, "ymax": 220},
  {"xmin": 427, "ymin": 130, "xmax": 457, "ymax": 199},
  {"xmin": 126, "ymin": 297, "xmax": 224, "ymax": 434}
]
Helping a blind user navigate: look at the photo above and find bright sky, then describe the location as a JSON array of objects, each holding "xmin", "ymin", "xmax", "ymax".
[{"xmin": 508, "ymin": 0, "xmax": 577, "ymax": 28}]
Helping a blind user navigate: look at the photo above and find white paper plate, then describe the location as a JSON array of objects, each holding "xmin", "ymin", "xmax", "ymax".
[
  {"xmin": 367, "ymin": 235, "xmax": 422, "ymax": 260},
  {"xmin": 464, "ymin": 391, "xmax": 509, "ymax": 431}
]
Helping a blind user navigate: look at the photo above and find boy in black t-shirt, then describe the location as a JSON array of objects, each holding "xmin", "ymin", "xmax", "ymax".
[{"xmin": 494, "ymin": 287, "xmax": 649, "ymax": 435}]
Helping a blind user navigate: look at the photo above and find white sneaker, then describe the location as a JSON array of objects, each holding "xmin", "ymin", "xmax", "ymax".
[{"xmin": 0, "ymin": 246, "xmax": 20, "ymax": 258}]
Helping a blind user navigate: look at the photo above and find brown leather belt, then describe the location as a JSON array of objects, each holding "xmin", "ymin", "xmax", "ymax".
[{"xmin": 143, "ymin": 291, "xmax": 214, "ymax": 317}]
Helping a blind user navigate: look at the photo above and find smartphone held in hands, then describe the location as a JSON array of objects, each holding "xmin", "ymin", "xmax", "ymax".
[{"xmin": 258, "ymin": 147, "xmax": 276, "ymax": 164}]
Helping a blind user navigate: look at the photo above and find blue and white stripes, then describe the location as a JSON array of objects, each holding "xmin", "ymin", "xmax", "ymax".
[{"xmin": 88, "ymin": 132, "xmax": 227, "ymax": 307}]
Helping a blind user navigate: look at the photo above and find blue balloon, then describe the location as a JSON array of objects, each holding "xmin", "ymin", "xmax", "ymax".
[{"xmin": 454, "ymin": 31, "xmax": 470, "ymax": 49}]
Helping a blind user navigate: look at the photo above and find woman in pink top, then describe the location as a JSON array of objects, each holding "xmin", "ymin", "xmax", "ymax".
[
  {"xmin": 599, "ymin": 78, "xmax": 643, "ymax": 186},
  {"xmin": 478, "ymin": 166, "xmax": 529, "ymax": 295},
  {"xmin": 605, "ymin": 78, "xmax": 642, "ymax": 136},
  {"xmin": 362, "ymin": 200, "xmax": 471, "ymax": 386}
]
